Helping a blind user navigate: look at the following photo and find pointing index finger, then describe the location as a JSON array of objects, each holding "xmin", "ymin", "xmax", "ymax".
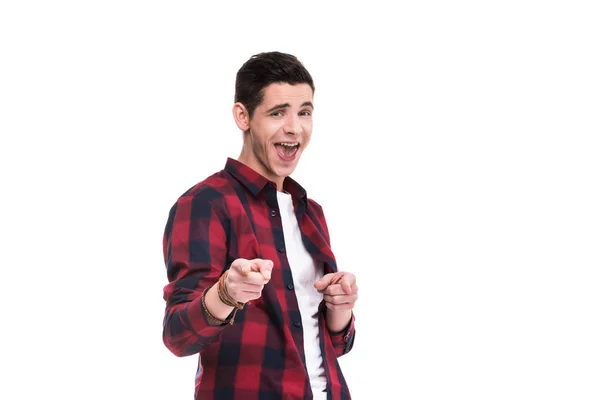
[
  {"xmin": 340, "ymin": 273, "xmax": 356, "ymax": 294},
  {"xmin": 259, "ymin": 260, "xmax": 273, "ymax": 279}
]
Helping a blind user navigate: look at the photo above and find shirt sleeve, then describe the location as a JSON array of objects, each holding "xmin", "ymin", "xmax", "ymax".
[
  {"xmin": 311, "ymin": 200, "xmax": 357, "ymax": 357},
  {"xmin": 327, "ymin": 310, "xmax": 356, "ymax": 357},
  {"xmin": 162, "ymin": 194, "xmax": 230, "ymax": 357}
]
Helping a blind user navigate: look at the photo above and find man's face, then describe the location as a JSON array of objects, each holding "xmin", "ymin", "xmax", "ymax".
[{"xmin": 243, "ymin": 83, "xmax": 314, "ymax": 185}]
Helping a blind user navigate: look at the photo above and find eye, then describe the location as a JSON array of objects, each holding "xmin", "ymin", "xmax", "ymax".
[
  {"xmin": 300, "ymin": 110, "xmax": 312, "ymax": 116},
  {"xmin": 270, "ymin": 111, "xmax": 283, "ymax": 117}
]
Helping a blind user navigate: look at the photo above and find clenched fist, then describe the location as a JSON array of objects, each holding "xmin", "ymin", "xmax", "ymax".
[
  {"xmin": 314, "ymin": 271, "xmax": 358, "ymax": 311},
  {"xmin": 225, "ymin": 258, "xmax": 273, "ymax": 304}
]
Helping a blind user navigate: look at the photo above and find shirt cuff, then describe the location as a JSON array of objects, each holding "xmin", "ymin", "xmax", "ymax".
[{"xmin": 329, "ymin": 311, "xmax": 355, "ymax": 354}]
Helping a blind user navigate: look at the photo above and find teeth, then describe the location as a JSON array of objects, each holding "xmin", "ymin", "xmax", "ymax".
[{"xmin": 278, "ymin": 143, "xmax": 299, "ymax": 147}]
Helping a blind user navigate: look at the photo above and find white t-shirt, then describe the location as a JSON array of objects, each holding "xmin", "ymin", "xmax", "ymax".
[{"xmin": 277, "ymin": 191, "xmax": 327, "ymax": 399}]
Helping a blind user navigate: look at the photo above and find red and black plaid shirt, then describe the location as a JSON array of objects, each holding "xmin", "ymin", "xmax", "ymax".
[{"xmin": 162, "ymin": 158, "xmax": 355, "ymax": 400}]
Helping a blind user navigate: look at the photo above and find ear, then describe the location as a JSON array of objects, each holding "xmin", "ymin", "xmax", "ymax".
[{"xmin": 232, "ymin": 102, "xmax": 250, "ymax": 131}]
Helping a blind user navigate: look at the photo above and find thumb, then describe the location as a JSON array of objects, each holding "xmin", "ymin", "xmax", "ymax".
[
  {"xmin": 314, "ymin": 273, "xmax": 334, "ymax": 291},
  {"xmin": 231, "ymin": 258, "xmax": 252, "ymax": 275},
  {"xmin": 340, "ymin": 279, "xmax": 353, "ymax": 295},
  {"xmin": 340, "ymin": 273, "xmax": 356, "ymax": 294},
  {"xmin": 242, "ymin": 262, "xmax": 255, "ymax": 275}
]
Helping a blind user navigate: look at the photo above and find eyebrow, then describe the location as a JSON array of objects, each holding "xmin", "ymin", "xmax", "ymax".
[{"xmin": 266, "ymin": 101, "xmax": 314, "ymax": 113}]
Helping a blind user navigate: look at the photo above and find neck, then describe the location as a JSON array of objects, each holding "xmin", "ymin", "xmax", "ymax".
[{"xmin": 237, "ymin": 146, "xmax": 284, "ymax": 192}]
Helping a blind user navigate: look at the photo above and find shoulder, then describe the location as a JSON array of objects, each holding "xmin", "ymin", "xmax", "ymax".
[
  {"xmin": 306, "ymin": 196, "xmax": 327, "ymax": 220},
  {"xmin": 172, "ymin": 170, "xmax": 235, "ymax": 217},
  {"xmin": 305, "ymin": 196, "xmax": 331, "ymax": 241}
]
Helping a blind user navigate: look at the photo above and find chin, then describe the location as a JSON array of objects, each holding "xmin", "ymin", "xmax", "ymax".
[
  {"xmin": 274, "ymin": 163, "xmax": 297, "ymax": 177},
  {"xmin": 275, "ymin": 166, "xmax": 295, "ymax": 177}
]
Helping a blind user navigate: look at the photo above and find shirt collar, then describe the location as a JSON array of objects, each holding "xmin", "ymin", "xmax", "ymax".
[{"xmin": 224, "ymin": 157, "xmax": 307, "ymax": 200}]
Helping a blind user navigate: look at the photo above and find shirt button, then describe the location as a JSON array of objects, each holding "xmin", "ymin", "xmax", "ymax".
[
  {"xmin": 270, "ymin": 210, "xmax": 277, "ymax": 217},
  {"xmin": 287, "ymin": 283, "xmax": 294, "ymax": 290},
  {"xmin": 294, "ymin": 321, "xmax": 302, "ymax": 328},
  {"xmin": 278, "ymin": 247, "xmax": 285, "ymax": 253}
]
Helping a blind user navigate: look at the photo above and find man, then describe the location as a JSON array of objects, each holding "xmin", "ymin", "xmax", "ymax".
[{"xmin": 162, "ymin": 51, "xmax": 358, "ymax": 400}]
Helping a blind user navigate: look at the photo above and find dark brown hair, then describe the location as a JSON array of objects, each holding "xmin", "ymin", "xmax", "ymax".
[{"xmin": 234, "ymin": 51, "xmax": 315, "ymax": 119}]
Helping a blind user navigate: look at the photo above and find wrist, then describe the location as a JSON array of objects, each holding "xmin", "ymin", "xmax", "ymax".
[
  {"xmin": 203, "ymin": 284, "xmax": 235, "ymax": 324},
  {"xmin": 218, "ymin": 271, "xmax": 246, "ymax": 309},
  {"xmin": 325, "ymin": 309, "xmax": 353, "ymax": 333}
]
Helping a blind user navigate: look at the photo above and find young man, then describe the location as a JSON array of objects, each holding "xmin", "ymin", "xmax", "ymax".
[{"xmin": 162, "ymin": 52, "xmax": 358, "ymax": 400}]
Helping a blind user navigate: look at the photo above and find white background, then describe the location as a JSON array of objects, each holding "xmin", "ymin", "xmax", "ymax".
[{"xmin": 1, "ymin": 1, "xmax": 599, "ymax": 399}]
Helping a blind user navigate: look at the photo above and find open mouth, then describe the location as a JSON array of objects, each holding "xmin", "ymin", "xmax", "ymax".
[{"xmin": 274, "ymin": 142, "xmax": 300, "ymax": 161}]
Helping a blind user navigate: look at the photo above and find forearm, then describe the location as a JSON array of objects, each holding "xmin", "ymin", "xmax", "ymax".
[
  {"xmin": 325, "ymin": 309, "xmax": 353, "ymax": 333},
  {"xmin": 325, "ymin": 308, "xmax": 356, "ymax": 357}
]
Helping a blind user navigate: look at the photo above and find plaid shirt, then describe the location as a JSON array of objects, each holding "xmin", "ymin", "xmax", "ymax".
[{"xmin": 162, "ymin": 158, "xmax": 355, "ymax": 400}]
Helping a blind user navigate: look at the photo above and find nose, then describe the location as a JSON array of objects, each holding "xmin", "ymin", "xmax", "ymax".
[{"xmin": 283, "ymin": 114, "xmax": 301, "ymax": 135}]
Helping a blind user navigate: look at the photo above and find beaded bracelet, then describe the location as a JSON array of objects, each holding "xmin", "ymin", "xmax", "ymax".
[
  {"xmin": 201, "ymin": 285, "xmax": 229, "ymax": 325},
  {"xmin": 218, "ymin": 271, "xmax": 246, "ymax": 310}
]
